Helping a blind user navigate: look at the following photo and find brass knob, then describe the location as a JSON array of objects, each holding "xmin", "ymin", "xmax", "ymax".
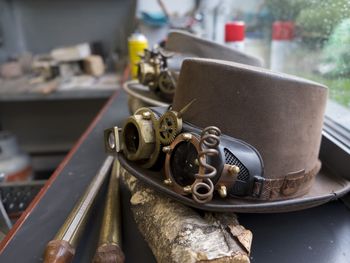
[{"xmin": 218, "ymin": 185, "xmax": 227, "ymax": 198}]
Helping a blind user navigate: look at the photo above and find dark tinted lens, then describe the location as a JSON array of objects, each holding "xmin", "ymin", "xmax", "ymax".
[
  {"xmin": 170, "ymin": 141, "xmax": 198, "ymax": 186},
  {"xmin": 124, "ymin": 123, "xmax": 139, "ymax": 153}
]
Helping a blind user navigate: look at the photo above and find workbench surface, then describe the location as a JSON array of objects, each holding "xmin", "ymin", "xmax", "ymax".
[{"xmin": 0, "ymin": 74, "xmax": 119, "ymax": 102}]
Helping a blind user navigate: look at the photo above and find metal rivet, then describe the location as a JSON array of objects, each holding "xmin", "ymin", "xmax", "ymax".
[
  {"xmin": 182, "ymin": 133, "xmax": 192, "ymax": 141},
  {"xmin": 162, "ymin": 146, "xmax": 172, "ymax": 153},
  {"xmin": 228, "ymin": 165, "xmax": 240, "ymax": 175},
  {"xmin": 142, "ymin": 111, "xmax": 151, "ymax": 120},
  {"xmin": 218, "ymin": 185, "xmax": 227, "ymax": 198},
  {"xmin": 163, "ymin": 179, "xmax": 172, "ymax": 186},
  {"xmin": 183, "ymin": 185, "xmax": 192, "ymax": 193}
]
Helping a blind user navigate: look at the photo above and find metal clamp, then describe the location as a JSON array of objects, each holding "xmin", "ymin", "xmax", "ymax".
[
  {"xmin": 252, "ymin": 175, "xmax": 265, "ymax": 198},
  {"xmin": 104, "ymin": 126, "xmax": 121, "ymax": 153}
]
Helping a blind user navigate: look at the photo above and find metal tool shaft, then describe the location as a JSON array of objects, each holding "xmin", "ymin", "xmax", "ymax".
[
  {"xmin": 93, "ymin": 159, "xmax": 125, "ymax": 263},
  {"xmin": 44, "ymin": 156, "xmax": 114, "ymax": 263}
]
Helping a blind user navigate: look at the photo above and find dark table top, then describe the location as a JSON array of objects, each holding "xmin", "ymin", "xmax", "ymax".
[{"xmin": 0, "ymin": 89, "xmax": 349, "ymax": 263}]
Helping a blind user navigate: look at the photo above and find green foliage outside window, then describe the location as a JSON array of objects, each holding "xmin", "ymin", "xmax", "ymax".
[
  {"xmin": 266, "ymin": 0, "xmax": 350, "ymax": 46},
  {"xmin": 296, "ymin": 0, "xmax": 350, "ymax": 45},
  {"xmin": 322, "ymin": 19, "xmax": 350, "ymax": 77},
  {"xmin": 265, "ymin": 0, "xmax": 350, "ymax": 108}
]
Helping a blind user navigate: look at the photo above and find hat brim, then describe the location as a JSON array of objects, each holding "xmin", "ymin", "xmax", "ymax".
[
  {"xmin": 123, "ymin": 31, "xmax": 264, "ymax": 107},
  {"xmin": 118, "ymin": 153, "xmax": 350, "ymax": 213},
  {"xmin": 123, "ymin": 80, "xmax": 170, "ymax": 107},
  {"xmin": 166, "ymin": 30, "xmax": 263, "ymax": 67}
]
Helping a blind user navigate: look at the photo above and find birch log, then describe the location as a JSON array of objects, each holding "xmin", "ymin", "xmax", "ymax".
[{"xmin": 121, "ymin": 167, "xmax": 252, "ymax": 263}]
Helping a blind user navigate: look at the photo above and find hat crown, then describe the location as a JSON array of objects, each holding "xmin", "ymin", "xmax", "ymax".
[{"xmin": 173, "ymin": 58, "xmax": 327, "ymax": 179}]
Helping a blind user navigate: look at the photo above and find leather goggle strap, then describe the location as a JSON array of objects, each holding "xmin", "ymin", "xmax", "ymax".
[{"xmin": 252, "ymin": 161, "xmax": 321, "ymax": 200}]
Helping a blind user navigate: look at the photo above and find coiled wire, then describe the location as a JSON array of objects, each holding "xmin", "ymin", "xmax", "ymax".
[{"xmin": 192, "ymin": 126, "xmax": 221, "ymax": 203}]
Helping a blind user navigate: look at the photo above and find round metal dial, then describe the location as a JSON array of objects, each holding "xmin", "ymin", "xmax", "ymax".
[
  {"xmin": 170, "ymin": 141, "xmax": 199, "ymax": 187},
  {"xmin": 158, "ymin": 111, "xmax": 182, "ymax": 145}
]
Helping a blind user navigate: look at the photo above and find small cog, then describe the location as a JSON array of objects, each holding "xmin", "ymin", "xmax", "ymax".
[{"xmin": 158, "ymin": 111, "xmax": 182, "ymax": 145}]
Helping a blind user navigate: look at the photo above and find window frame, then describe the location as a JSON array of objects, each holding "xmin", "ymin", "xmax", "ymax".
[{"xmin": 320, "ymin": 118, "xmax": 350, "ymax": 180}]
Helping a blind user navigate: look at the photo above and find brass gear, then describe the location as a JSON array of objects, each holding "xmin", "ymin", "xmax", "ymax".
[{"xmin": 158, "ymin": 111, "xmax": 183, "ymax": 145}]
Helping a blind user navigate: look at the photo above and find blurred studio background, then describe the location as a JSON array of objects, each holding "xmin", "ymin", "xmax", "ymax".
[{"xmin": 0, "ymin": 0, "xmax": 349, "ymax": 237}]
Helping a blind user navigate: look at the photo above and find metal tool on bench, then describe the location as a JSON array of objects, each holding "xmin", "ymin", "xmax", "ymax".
[
  {"xmin": 43, "ymin": 156, "xmax": 114, "ymax": 263},
  {"xmin": 93, "ymin": 159, "xmax": 125, "ymax": 263}
]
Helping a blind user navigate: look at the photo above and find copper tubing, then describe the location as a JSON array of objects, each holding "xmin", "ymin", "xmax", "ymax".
[
  {"xmin": 43, "ymin": 156, "xmax": 114, "ymax": 263},
  {"xmin": 192, "ymin": 126, "xmax": 221, "ymax": 203}
]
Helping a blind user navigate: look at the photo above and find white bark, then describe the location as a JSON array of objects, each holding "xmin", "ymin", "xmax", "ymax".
[{"xmin": 121, "ymin": 168, "xmax": 252, "ymax": 263}]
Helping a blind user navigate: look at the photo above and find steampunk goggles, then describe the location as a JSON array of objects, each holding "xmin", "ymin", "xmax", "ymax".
[
  {"xmin": 105, "ymin": 104, "xmax": 264, "ymax": 204},
  {"xmin": 137, "ymin": 48, "xmax": 176, "ymax": 101}
]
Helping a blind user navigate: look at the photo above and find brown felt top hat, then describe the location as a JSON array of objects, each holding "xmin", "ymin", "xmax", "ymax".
[
  {"xmin": 123, "ymin": 30, "xmax": 263, "ymax": 108},
  {"xmin": 119, "ymin": 58, "xmax": 350, "ymax": 213}
]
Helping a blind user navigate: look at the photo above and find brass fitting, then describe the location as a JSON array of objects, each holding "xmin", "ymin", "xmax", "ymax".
[
  {"xmin": 122, "ymin": 113, "xmax": 156, "ymax": 161},
  {"xmin": 228, "ymin": 165, "xmax": 240, "ymax": 175},
  {"xmin": 218, "ymin": 185, "xmax": 227, "ymax": 198},
  {"xmin": 163, "ymin": 179, "xmax": 172, "ymax": 186},
  {"xmin": 183, "ymin": 185, "xmax": 192, "ymax": 194},
  {"xmin": 182, "ymin": 133, "xmax": 192, "ymax": 141},
  {"xmin": 137, "ymin": 59, "xmax": 161, "ymax": 91},
  {"xmin": 162, "ymin": 146, "xmax": 172, "ymax": 153}
]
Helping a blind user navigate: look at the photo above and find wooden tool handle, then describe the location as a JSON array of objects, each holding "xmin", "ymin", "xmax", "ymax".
[
  {"xmin": 43, "ymin": 240, "xmax": 75, "ymax": 263},
  {"xmin": 93, "ymin": 243, "xmax": 125, "ymax": 263},
  {"xmin": 43, "ymin": 156, "xmax": 114, "ymax": 263},
  {"xmin": 93, "ymin": 159, "xmax": 125, "ymax": 263}
]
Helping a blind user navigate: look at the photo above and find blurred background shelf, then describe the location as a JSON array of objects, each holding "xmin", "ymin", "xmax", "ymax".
[{"xmin": 0, "ymin": 78, "xmax": 120, "ymax": 178}]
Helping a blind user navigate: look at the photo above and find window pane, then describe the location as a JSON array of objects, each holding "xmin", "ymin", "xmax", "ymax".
[{"xmin": 230, "ymin": 0, "xmax": 350, "ymax": 138}]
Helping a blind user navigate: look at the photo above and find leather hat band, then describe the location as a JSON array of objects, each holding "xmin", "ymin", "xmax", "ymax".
[{"xmin": 252, "ymin": 161, "xmax": 321, "ymax": 201}]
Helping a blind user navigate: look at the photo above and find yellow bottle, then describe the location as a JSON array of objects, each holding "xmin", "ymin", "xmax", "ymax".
[{"xmin": 128, "ymin": 33, "xmax": 148, "ymax": 79}]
